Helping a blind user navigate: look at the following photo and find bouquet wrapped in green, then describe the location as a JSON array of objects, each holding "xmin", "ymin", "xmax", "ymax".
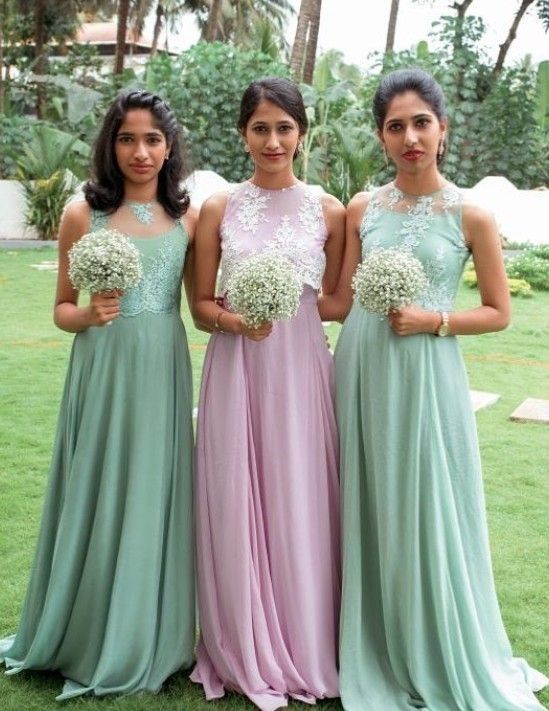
[
  {"xmin": 352, "ymin": 247, "xmax": 428, "ymax": 315},
  {"xmin": 226, "ymin": 253, "xmax": 302, "ymax": 329},
  {"xmin": 68, "ymin": 228, "xmax": 143, "ymax": 293}
]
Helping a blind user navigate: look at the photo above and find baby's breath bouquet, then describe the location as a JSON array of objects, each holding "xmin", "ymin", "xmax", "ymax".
[
  {"xmin": 352, "ymin": 247, "xmax": 428, "ymax": 315},
  {"xmin": 226, "ymin": 253, "xmax": 302, "ymax": 329},
  {"xmin": 68, "ymin": 228, "xmax": 142, "ymax": 293}
]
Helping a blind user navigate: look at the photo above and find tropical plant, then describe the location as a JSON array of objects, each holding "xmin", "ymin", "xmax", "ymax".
[
  {"xmin": 16, "ymin": 124, "xmax": 89, "ymax": 239},
  {"xmin": 298, "ymin": 51, "xmax": 383, "ymax": 201},
  {"xmin": 21, "ymin": 171, "xmax": 78, "ymax": 240}
]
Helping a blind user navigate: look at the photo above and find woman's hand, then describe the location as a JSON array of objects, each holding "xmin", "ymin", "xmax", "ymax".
[
  {"xmin": 388, "ymin": 306, "xmax": 439, "ymax": 336},
  {"xmin": 87, "ymin": 291, "xmax": 122, "ymax": 327},
  {"xmin": 239, "ymin": 318, "xmax": 273, "ymax": 341}
]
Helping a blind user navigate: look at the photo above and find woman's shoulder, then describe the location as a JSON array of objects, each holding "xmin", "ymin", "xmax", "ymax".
[
  {"xmin": 460, "ymin": 200, "xmax": 498, "ymax": 246},
  {"xmin": 320, "ymin": 191, "xmax": 345, "ymax": 219},
  {"xmin": 181, "ymin": 204, "xmax": 198, "ymax": 243},
  {"xmin": 348, "ymin": 190, "xmax": 371, "ymax": 218},
  {"xmin": 61, "ymin": 199, "xmax": 92, "ymax": 234}
]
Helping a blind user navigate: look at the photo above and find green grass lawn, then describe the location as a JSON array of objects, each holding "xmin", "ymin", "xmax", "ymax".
[{"xmin": 0, "ymin": 248, "xmax": 547, "ymax": 710}]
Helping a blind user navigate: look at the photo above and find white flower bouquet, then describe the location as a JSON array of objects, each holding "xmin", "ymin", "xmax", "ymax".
[
  {"xmin": 226, "ymin": 253, "xmax": 302, "ymax": 329},
  {"xmin": 352, "ymin": 247, "xmax": 428, "ymax": 315},
  {"xmin": 68, "ymin": 228, "xmax": 143, "ymax": 293}
]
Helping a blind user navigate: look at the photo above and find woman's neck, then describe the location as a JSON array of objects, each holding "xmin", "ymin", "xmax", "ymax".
[
  {"xmin": 249, "ymin": 168, "xmax": 298, "ymax": 191},
  {"xmin": 393, "ymin": 169, "xmax": 445, "ymax": 197},
  {"xmin": 123, "ymin": 180, "xmax": 158, "ymax": 203}
]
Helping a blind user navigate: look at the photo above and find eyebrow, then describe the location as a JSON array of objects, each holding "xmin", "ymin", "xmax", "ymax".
[
  {"xmin": 250, "ymin": 120, "xmax": 295, "ymax": 127},
  {"xmin": 116, "ymin": 130, "xmax": 164, "ymax": 137},
  {"xmin": 386, "ymin": 113, "xmax": 432, "ymax": 123}
]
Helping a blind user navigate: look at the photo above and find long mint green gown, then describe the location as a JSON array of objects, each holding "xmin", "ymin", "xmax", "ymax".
[
  {"xmin": 335, "ymin": 183, "xmax": 548, "ymax": 711},
  {"xmin": 0, "ymin": 209, "xmax": 195, "ymax": 700}
]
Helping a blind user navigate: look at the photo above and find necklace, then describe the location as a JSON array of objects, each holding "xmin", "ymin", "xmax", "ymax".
[{"xmin": 125, "ymin": 200, "xmax": 156, "ymax": 225}]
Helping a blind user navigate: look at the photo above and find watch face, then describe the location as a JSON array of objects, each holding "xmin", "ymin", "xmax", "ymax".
[{"xmin": 438, "ymin": 323, "xmax": 450, "ymax": 337}]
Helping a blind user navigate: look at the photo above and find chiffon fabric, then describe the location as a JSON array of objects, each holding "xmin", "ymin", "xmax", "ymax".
[
  {"xmin": 1, "ymin": 210, "xmax": 195, "ymax": 700},
  {"xmin": 191, "ymin": 182, "xmax": 341, "ymax": 711},
  {"xmin": 335, "ymin": 183, "xmax": 548, "ymax": 711}
]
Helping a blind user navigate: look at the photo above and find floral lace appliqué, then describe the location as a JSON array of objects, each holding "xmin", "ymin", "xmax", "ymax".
[
  {"xmin": 89, "ymin": 210, "xmax": 187, "ymax": 317},
  {"xmin": 298, "ymin": 190, "xmax": 324, "ymax": 235},
  {"xmin": 237, "ymin": 184, "xmax": 270, "ymax": 233},
  {"xmin": 420, "ymin": 246, "xmax": 455, "ymax": 311},
  {"xmin": 219, "ymin": 186, "xmax": 326, "ymax": 293},
  {"xmin": 121, "ymin": 234, "xmax": 186, "ymax": 317}
]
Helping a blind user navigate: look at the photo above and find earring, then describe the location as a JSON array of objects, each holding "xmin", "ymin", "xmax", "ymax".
[
  {"xmin": 382, "ymin": 145, "xmax": 389, "ymax": 168},
  {"xmin": 244, "ymin": 145, "xmax": 250, "ymax": 153},
  {"xmin": 437, "ymin": 135, "xmax": 446, "ymax": 161},
  {"xmin": 164, "ymin": 153, "xmax": 170, "ymax": 162},
  {"xmin": 297, "ymin": 140, "xmax": 304, "ymax": 154}
]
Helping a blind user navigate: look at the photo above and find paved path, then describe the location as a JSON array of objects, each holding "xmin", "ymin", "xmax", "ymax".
[{"xmin": 0, "ymin": 240, "xmax": 57, "ymax": 249}]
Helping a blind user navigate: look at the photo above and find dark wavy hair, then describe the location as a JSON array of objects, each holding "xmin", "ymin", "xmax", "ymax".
[
  {"xmin": 237, "ymin": 77, "xmax": 308, "ymax": 159},
  {"xmin": 373, "ymin": 68, "xmax": 448, "ymax": 163},
  {"xmin": 84, "ymin": 90, "xmax": 190, "ymax": 218}
]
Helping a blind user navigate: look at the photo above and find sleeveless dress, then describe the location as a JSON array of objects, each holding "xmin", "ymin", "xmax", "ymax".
[
  {"xmin": 335, "ymin": 183, "xmax": 548, "ymax": 711},
  {"xmin": 0, "ymin": 209, "xmax": 195, "ymax": 700},
  {"xmin": 191, "ymin": 181, "xmax": 341, "ymax": 711}
]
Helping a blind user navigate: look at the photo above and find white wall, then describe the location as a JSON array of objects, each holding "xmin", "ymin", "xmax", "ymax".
[
  {"xmin": 1, "ymin": 173, "xmax": 548, "ymax": 244},
  {"xmin": 0, "ymin": 181, "xmax": 38, "ymax": 240}
]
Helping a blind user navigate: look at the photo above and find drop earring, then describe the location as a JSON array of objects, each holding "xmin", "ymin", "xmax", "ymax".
[
  {"xmin": 437, "ymin": 134, "xmax": 446, "ymax": 161},
  {"xmin": 382, "ymin": 145, "xmax": 389, "ymax": 168}
]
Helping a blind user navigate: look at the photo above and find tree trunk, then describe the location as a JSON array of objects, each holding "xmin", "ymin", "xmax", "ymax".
[
  {"xmin": 35, "ymin": 0, "xmax": 46, "ymax": 118},
  {"xmin": 0, "ymin": 0, "xmax": 5, "ymax": 115},
  {"xmin": 452, "ymin": 0, "xmax": 475, "ymax": 20},
  {"xmin": 151, "ymin": 2, "xmax": 164, "ymax": 56},
  {"xmin": 384, "ymin": 0, "xmax": 400, "ymax": 54},
  {"xmin": 492, "ymin": 0, "xmax": 535, "ymax": 78},
  {"xmin": 114, "ymin": 0, "xmax": 130, "ymax": 75},
  {"xmin": 303, "ymin": 0, "xmax": 322, "ymax": 84},
  {"xmin": 205, "ymin": 0, "xmax": 222, "ymax": 41},
  {"xmin": 290, "ymin": 0, "xmax": 312, "ymax": 82}
]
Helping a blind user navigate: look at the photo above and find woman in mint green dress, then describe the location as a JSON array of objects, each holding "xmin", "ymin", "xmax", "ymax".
[
  {"xmin": 0, "ymin": 90, "xmax": 196, "ymax": 700},
  {"xmin": 320, "ymin": 69, "xmax": 548, "ymax": 710}
]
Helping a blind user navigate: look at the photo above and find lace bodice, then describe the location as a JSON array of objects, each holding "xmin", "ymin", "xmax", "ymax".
[
  {"xmin": 218, "ymin": 181, "xmax": 328, "ymax": 295},
  {"xmin": 360, "ymin": 183, "xmax": 470, "ymax": 312},
  {"xmin": 90, "ymin": 209, "xmax": 188, "ymax": 317}
]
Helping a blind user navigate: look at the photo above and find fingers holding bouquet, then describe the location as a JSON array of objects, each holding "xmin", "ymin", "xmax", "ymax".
[
  {"xmin": 226, "ymin": 253, "xmax": 302, "ymax": 343},
  {"xmin": 88, "ymin": 290, "xmax": 123, "ymax": 327},
  {"xmin": 238, "ymin": 317, "xmax": 273, "ymax": 341},
  {"xmin": 388, "ymin": 305, "xmax": 439, "ymax": 336}
]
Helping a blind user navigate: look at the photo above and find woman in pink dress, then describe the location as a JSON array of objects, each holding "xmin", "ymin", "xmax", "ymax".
[{"xmin": 190, "ymin": 77, "xmax": 345, "ymax": 710}]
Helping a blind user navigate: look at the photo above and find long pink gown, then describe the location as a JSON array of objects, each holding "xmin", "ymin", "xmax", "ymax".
[{"xmin": 191, "ymin": 181, "xmax": 341, "ymax": 710}]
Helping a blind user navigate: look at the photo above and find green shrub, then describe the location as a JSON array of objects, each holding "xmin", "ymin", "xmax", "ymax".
[
  {"xmin": 462, "ymin": 262, "xmax": 478, "ymax": 287},
  {"xmin": 145, "ymin": 42, "xmax": 288, "ymax": 182},
  {"xmin": 529, "ymin": 245, "xmax": 549, "ymax": 261},
  {"xmin": 462, "ymin": 262, "xmax": 535, "ymax": 298},
  {"xmin": 506, "ymin": 252, "xmax": 549, "ymax": 290},
  {"xmin": 0, "ymin": 115, "xmax": 44, "ymax": 179},
  {"xmin": 507, "ymin": 278, "xmax": 533, "ymax": 297}
]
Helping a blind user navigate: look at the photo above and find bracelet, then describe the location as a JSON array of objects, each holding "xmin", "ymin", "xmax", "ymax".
[{"xmin": 214, "ymin": 310, "xmax": 226, "ymax": 333}]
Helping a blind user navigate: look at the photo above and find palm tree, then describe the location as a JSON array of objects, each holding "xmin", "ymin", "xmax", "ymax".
[
  {"xmin": 289, "ymin": 0, "xmax": 311, "ymax": 80},
  {"xmin": 114, "ymin": 0, "xmax": 130, "ymax": 74},
  {"xmin": 303, "ymin": 0, "xmax": 321, "ymax": 83},
  {"xmin": 290, "ymin": 0, "xmax": 322, "ymax": 84},
  {"xmin": 384, "ymin": 0, "xmax": 399, "ymax": 54},
  {"xmin": 205, "ymin": 0, "xmax": 222, "ymax": 40},
  {"xmin": 35, "ymin": 0, "xmax": 46, "ymax": 117}
]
